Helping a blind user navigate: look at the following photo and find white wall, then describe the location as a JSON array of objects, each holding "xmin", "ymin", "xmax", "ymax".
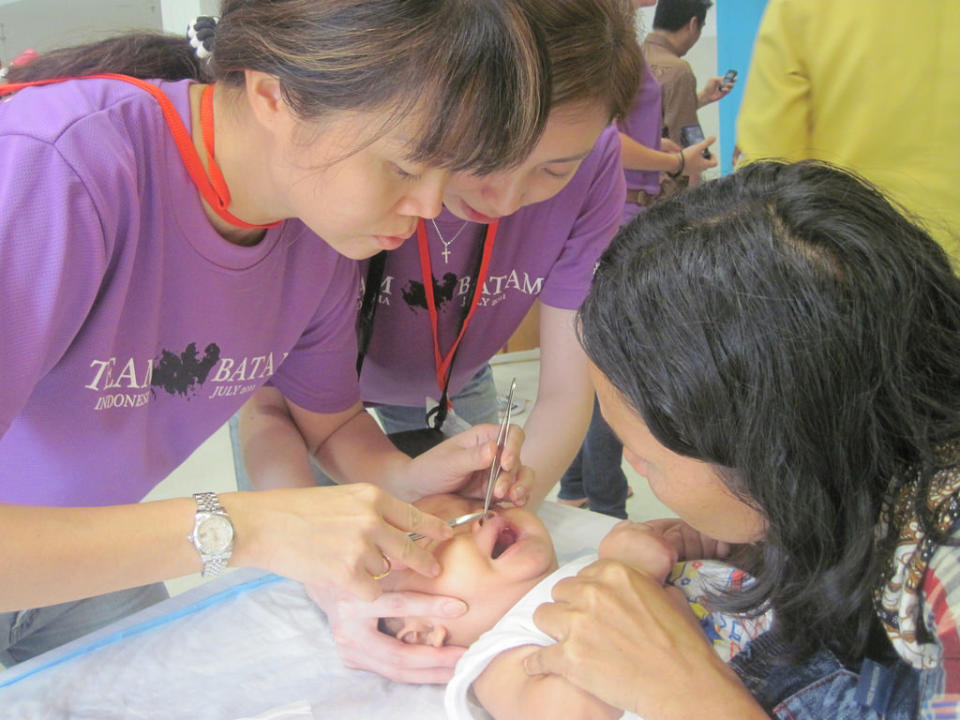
[
  {"xmin": 0, "ymin": 0, "xmax": 161, "ymax": 62},
  {"xmin": 0, "ymin": 0, "xmax": 222, "ymax": 67}
]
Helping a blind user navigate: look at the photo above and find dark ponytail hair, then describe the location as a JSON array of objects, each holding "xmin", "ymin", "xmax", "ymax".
[
  {"xmin": 5, "ymin": 0, "xmax": 552, "ymax": 175},
  {"xmin": 579, "ymin": 160, "xmax": 960, "ymax": 663},
  {"xmin": 5, "ymin": 33, "xmax": 211, "ymax": 84}
]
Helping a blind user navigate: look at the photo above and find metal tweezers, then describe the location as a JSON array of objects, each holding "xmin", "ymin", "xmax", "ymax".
[{"xmin": 407, "ymin": 377, "xmax": 517, "ymax": 540}]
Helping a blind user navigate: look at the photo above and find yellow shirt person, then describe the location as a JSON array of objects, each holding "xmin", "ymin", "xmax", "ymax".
[{"xmin": 737, "ymin": 0, "xmax": 960, "ymax": 263}]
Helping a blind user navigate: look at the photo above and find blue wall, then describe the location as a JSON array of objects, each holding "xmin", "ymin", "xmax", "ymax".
[{"xmin": 716, "ymin": 0, "xmax": 768, "ymax": 175}]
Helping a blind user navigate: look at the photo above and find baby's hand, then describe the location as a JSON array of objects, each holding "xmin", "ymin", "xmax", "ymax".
[
  {"xmin": 643, "ymin": 518, "xmax": 733, "ymax": 562},
  {"xmin": 598, "ymin": 520, "xmax": 678, "ymax": 583}
]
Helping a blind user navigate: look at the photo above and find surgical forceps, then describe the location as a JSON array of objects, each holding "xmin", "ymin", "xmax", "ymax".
[{"xmin": 407, "ymin": 378, "xmax": 517, "ymax": 540}]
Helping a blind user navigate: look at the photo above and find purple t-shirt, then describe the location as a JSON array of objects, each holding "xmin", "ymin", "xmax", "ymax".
[
  {"xmin": 0, "ymin": 78, "xmax": 360, "ymax": 507},
  {"xmin": 359, "ymin": 125, "xmax": 624, "ymax": 408},
  {"xmin": 619, "ymin": 63, "xmax": 663, "ymax": 201}
]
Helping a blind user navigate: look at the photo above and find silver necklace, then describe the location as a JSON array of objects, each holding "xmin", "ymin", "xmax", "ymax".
[{"xmin": 431, "ymin": 218, "xmax": 470, "ymax": 264}]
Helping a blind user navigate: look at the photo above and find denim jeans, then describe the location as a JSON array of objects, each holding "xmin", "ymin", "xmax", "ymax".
[
  {"xmin": 0, "ymin": 583, "xmax": 168, "ymax": 667},
  {"xmin": 372, "ymin": 363, "xmax": 500, "ymax": 433},
  {"xmin": 729, "ymin": 631, "xmax": 920, "ymax": 719},
  {"xmin": 230, "ymin": 364, "xmax": 500, "ymax": 491},
  {"xmin": 558, "ymin": 396, "xmax": 629, "ymax": 519}
]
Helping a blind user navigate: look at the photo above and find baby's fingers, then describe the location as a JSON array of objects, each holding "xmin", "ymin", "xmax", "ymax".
[{"xmin": 523, "ymin": 642, "xmax": 568, "ymax": 678}]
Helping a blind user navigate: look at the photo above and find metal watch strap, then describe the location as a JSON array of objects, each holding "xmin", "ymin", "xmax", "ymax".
[
  {"xmin": 194, "ymin": 491, "xmax": 224, "ymax": 514},
  {"xmin": 191, "ymin": 491, "xmax": 231, "ymax": 578},
  {"xmin": 201, "ymin": 554, "xmax": 228, "ymax": 578}
]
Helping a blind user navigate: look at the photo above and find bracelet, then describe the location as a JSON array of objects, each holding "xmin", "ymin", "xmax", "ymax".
[{"xmin": 668, "ymin": 151, "xmax": 685, "ymax": 178}]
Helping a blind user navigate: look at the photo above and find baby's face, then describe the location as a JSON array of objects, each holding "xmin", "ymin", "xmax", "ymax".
[{"xmin": 381, "ymin": 494, "xmax": 558, "ymax": 647}]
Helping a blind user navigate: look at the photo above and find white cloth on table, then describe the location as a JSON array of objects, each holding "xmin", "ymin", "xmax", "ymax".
[
  {"xmin": 0, "ymin": 503, "xmax": 617, "ymax": 720},
  {"xmin": 235, "ymin": 701, "xmax": 314, "ymax": 719}
]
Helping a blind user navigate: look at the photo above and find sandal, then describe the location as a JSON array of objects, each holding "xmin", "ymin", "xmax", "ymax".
[{"xmin": 557, "ymin": 496, "xmax": 590, "ymax": 509}]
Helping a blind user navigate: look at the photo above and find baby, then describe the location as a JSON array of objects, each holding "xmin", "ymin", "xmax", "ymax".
[
  {"xmin": 378, "ymin": 493, "xmax": 560, "ymax": 650},
  {"xmin": 378, "ymin": 495, "xmax": 765, "ymax": 720},
  {"xmin": 379, "ymin": 493, "xmax": 626, "ymax": 718}
]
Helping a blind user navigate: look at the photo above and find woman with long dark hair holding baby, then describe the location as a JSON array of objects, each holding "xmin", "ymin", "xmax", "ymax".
[{"xmin": 527, "ymin": 161, "xmax": 960, "ymax": 718}]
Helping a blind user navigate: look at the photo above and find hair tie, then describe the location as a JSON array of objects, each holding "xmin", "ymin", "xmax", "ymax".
[{"xmin": 187, "ymin": 16, "xmax": 218, "ymax": 61}]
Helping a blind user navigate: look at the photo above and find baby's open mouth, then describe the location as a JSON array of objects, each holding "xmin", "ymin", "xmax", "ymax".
[{"xmin": 491, "ymin": 522, "xmax": 520, "ymax": 559}]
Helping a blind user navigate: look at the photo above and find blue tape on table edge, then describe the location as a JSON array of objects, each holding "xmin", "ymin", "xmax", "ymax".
[{"xmin": 0, "ymin": 573, "xmax": 283, "ymax": 690}]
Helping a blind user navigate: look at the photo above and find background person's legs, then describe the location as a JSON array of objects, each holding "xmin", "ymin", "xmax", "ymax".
[
  {"xmin": 370, "ymin": 403, "xmax": 431, "ymax": 435},
  {"xmin": 558, "ymin": 397, "xmax": 629, "ymax": 519},
  {"xmin": 375, "ymin": 364, "xmax": 500, "ymax": 433},
  {"xmin": 557, "ymin": 445, "xmax": 586, "ymax": 506},
  {"xmin": 447, "ymin": 364, "xmax": 500, "ymax": 426},
  {"xmin": 0, "ymin": 583, "xmax": 168, "ymax": 667}
]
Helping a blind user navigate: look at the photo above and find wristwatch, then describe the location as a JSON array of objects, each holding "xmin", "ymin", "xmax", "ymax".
[{"xmin": 187, "ymin": 492, "xmax": 234, "ymax": 578}]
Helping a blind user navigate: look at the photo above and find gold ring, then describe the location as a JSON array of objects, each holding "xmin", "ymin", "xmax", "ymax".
[{"xmin": 370, "ymin": 552, "xmax": 392, "ymax": 581}]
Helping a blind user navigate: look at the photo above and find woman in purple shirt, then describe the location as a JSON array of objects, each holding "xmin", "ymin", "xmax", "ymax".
[{"xmin": 0, "ymin": 0, "xmax": 550, "ymax": 675}]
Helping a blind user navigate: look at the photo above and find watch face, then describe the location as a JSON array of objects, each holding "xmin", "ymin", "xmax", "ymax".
[{"xmin": 197, "ymin": 514, "xmax": 234, "ymax": 554}]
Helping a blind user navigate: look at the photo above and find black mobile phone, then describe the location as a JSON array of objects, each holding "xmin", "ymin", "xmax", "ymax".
[
  {"xmin": 722, "ymin": 69, "xmax": 738, "ymax": 88},
  {"xmin": 679, "ymin": 123, "xmax": 712, "ymax": 159}
]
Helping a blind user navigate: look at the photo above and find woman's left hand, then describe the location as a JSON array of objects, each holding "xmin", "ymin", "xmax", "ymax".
[
  {"xmin": 403, "ymin": 423, "xmax": 532, "ymax": 506},
  {"xmin": 523, "ymin": 559, "xmax": 767, "ymax": 720},
  {"xmin": 306, "ymin": 582, "xmax": 467, "ymax": 683}
]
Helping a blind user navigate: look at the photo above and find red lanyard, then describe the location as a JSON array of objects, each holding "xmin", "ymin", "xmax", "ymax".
[
  {"xmin": 0, "ymin": 73, "xmax": 279, "ymax": 230},
  {"xmin": 416, "ymin": 217, "xmax": 498, "ymax": 397}
]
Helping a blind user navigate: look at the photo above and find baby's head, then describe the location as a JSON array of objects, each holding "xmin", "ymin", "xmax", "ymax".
[{"xmin": 379, "ymin": 493, "xmax": 558, "ymax": 648}]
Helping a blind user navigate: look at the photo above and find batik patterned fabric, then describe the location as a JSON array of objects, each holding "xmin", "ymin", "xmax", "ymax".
[{"xmin": 873, "ymin": 441, "xmax": 960, "ymax": 718}]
